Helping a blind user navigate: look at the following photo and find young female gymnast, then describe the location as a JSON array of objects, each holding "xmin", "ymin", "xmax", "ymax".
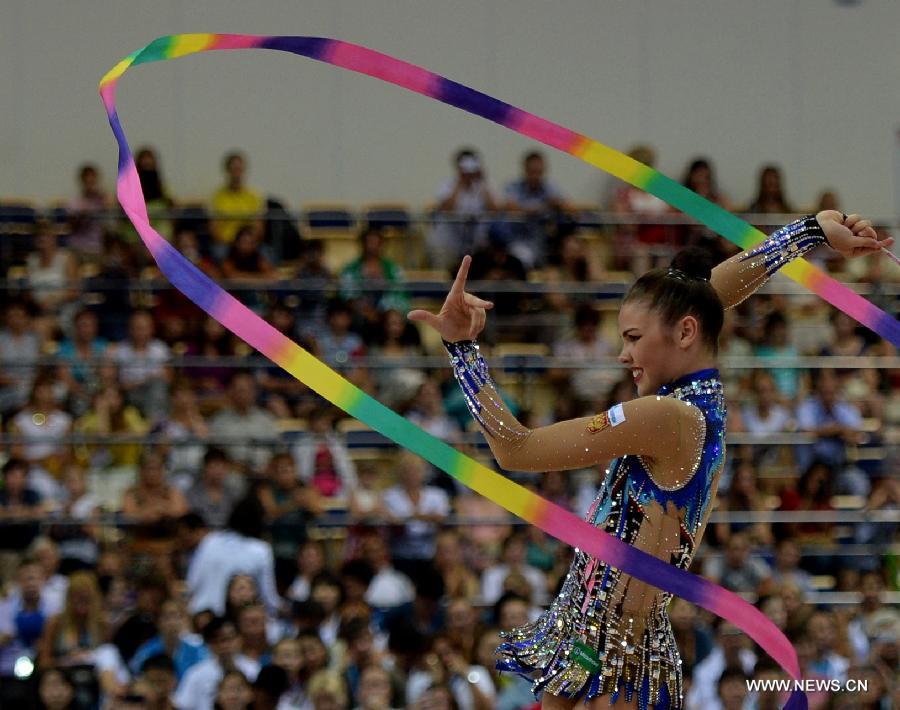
[{"xmin": 409, "ymin": 211, "xmax": 890, "ymax": 709}]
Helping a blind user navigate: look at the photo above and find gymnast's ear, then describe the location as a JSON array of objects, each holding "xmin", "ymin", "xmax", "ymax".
[{"xmin": 674, "ymin": 314, "xmax": 700, "ymax": 349}]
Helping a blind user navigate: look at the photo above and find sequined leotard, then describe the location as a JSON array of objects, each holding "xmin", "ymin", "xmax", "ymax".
[
  {"xmin": 495, "ymin": 369, "xmax": 725, "ymax": 709},
  {"xmin": 442, "ymin": 215, "xmax": 828, "ymax": 709}
]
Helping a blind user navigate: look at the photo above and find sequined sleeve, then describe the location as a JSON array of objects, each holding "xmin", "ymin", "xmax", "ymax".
[
  {"xmin": 444, "ymin": 339, "xmax": 706, "ymax": 478},
  {"xmin": 710, "ymin": 214, "xmax": 827, "ymax": 309}
]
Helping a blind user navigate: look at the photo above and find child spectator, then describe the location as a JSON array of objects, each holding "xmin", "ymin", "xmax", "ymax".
[
  {"xmin": 307, "ymin": 670, "xmax": 349, "ymax": 710},
  {"xmin": 292, "ymin": 405, "xmax": 357, "ymax": 503}
]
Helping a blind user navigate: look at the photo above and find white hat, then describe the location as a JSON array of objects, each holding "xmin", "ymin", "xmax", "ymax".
[{"xmin": 458, "ymin": 155, "xmax": 481, "ymax": 173}]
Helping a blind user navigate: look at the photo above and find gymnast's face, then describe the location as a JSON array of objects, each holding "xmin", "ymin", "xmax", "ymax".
[{"xmin": 617, "ymin": 300, "xmax": 685, "ymax": 396}]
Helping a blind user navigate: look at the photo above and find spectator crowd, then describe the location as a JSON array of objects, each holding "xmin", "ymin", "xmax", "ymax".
[{"xmin": 0, "ymin": 144, "xmax": 897, "ymax": 709}]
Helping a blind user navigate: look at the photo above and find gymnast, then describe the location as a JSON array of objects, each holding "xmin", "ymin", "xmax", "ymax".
[{"xmin": 409, "ymin": 210, "xmax": 890, "ymax": 710}]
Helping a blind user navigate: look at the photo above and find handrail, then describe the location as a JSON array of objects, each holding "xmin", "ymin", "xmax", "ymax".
[
  {"xmin": 0, "ymin": 429, "xmax": 886, "ymax": 448},
  {"xmin": 4, "ymin": 276, "xmax": 900, "ymax": 297},
  {"xmin": 2, "ymin": 206, "xmax": 899, "ymax": 228},
  {"xmin": 2, "ymin": 353, "xmax": 900, "ymax": 371},
  {"xmin": 2, "ymin": 512, "xmax": 896, "ymax": 529}
]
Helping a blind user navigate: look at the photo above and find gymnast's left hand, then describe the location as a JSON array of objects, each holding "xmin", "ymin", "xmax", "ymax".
[
  {"xmin": 816, "ymin": 210, "xmax": 894, "ymax": 258},
  {"xmin": 408, "ymin": 255, "xmax": 494, "ymax": 342}
]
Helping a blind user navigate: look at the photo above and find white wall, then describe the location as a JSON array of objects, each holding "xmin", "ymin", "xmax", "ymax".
[{"xmin": 1, "ymin": 0, "xmax": 898, "ymax": 218}]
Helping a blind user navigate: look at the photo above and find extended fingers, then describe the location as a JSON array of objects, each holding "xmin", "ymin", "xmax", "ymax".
[
  {"xmin": 408, "ymin": 309, "xmax": 439, "ymax": 327},
  {"xmin": 463, "ymin": 292, "xmax": 494, "ymax": 309},
  {"xmin": 450, "ymin": 255, "xmax": 472, "ymax": 296}
]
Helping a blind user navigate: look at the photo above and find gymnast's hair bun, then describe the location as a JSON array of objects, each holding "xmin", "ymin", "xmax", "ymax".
[{"xmin": 669, "ymin": 247, "xmax": 715, "ymax": 283}]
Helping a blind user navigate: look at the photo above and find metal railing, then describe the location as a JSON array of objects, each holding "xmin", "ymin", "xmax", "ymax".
[{"xmin": 2, "ymin": 205, "xmax": 899, "ymax": 227}]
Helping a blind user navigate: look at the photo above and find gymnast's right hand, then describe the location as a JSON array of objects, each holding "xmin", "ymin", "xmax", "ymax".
[{"xmin": 408, "ymin": 255, "xmax": 494, "ymax": 342}]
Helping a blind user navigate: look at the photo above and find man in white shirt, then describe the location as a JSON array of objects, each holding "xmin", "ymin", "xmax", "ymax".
[
  {"xmin": 381, "ymin": 453, "xmax": 449, "ymax": 579},
  {"xmin": 360, "ymin": 535, "xmax": 415, "ymax": 610},
  {"xmin": 209, "ymin": 371, "xmax": 277, "ymax": 474},
  {"xmin": 174, "ymin": 617, "xmax": 259, "ymax": 710},
  {"xmin": 687, "ymin": 621, "xmax": 756, "ymax": 710},
  {"xmin": 186, "ymin": 497, "xmax": 280, "ymax": 616},
  {"xmin": 427, "ymin": 148, "xmax": 498, "ymax": 270}
]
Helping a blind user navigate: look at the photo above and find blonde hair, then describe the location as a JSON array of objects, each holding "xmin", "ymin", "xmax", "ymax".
[
  {"xmin": 307, "ymin": 670, "xmax": 348, "ymax": 705},
  {"xmin": 57, "ymin": 571, "xmax": 104, "ymax": 650}
]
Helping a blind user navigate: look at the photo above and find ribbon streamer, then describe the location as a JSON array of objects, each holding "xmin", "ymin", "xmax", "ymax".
[{"xmin": 96, "ymin": 34, "xmax": 863, "ymax": 708}]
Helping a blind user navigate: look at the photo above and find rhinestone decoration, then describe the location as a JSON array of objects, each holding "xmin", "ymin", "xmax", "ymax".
[
  {"xmin": 730, "ymin": 214, "xmax": 827, "ymax": 307},
  {"xmin": 445, "ymin": 339, "xmax": 532, "ymax": 445},
  {"xmin": 491, "ymin": 368, "xmax": 726, "ymax": 709}
]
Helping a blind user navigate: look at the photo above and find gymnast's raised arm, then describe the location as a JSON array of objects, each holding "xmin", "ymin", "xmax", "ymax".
[
  {"xmin": 408, "ymin": 257, "xmax": 703, "ymax": 478},
  {"xmin": 709, "ymin": 210, "xmax": 891, "ymax": 310}
]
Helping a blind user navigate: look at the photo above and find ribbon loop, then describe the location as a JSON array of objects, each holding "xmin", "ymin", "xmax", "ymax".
[{"xmin": 96, "ymin": 34, "xmax": 865, "ymax": 709}]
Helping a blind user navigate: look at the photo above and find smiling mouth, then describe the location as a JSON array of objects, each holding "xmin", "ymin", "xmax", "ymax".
[{"xmin": 631, "ymin": 368, "xmax": 643, "ymax": 382}]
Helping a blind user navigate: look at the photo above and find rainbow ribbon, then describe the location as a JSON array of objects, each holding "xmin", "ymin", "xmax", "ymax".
[{"xmin": 95, "ymin": 33, "xmax": 871, "ymax": 708}]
